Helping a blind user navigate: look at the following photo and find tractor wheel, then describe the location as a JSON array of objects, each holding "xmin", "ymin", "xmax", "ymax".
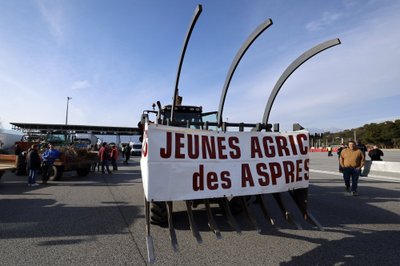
[
  {"xmin": 49, "ymin": 166, "xmax": 63, "ymax": 181},
  {"xmin": 150, "ymin": 202, "xmax": 168, "ymax": 226},
  {"xmin": 77, "ymin": 167, "xmax": 90, "ymax": 177},
  {"xmin": 228, "ymin": 196, "xmax": 252, "ymax": 215}
]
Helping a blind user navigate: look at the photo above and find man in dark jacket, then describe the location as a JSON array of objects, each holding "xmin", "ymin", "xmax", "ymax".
[
  {"xmin": 356, "ymin": 140, "xmax": 367, "ymax": 157},
  {"xmin": 356, "ymin": 140, "xmax": 367, "ymax": 176},
  {"xmin": 337, "ymin": 143, "xmax": 346, "ymax": 172},
  {"xmin": 124, "ymin": 145, "xmax": 131, "ymax": 164},
  {"xmin": 27, "ymin": 144, "xmax": 41, "ymax": 186},
  {"xmin": 368, "ymin": 145, "xmax": 384, "ymax": 161}
]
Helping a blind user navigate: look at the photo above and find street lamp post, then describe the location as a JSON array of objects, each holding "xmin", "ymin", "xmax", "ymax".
[{"xmin": 65, "ymin": 97, "xmax": 72, "ymax": 125}]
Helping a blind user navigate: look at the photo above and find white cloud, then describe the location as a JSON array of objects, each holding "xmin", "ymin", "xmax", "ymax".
[
  {"xmin": 71, "ymin": 80, "xmax": 90, "ymax": 90},
  {"xmin": 0, "ymin": 72, "xmax": 27, "ymax": 93},
  {"xmin": 306, "ymin": 12, "xmax": 343, "ymax": 32},
  {"xmin": 342, "ymin": 0, "xmax": 358, "ymax": 9},
  {"xmin": 35, "ymin": 0, "xmax": 65, "ymax": 41}
]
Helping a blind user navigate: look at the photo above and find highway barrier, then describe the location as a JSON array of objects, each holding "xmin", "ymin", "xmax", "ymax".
[{"xmin": 363, "ymin": 161, "xmax": 400, "ymax": 178}]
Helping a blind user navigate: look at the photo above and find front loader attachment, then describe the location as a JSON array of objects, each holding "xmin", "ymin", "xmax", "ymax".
[
  {"xmin": 144, "ymin": 198, "xmax": 155, "ymax": 264},
  {"xmin": 141, "ymin": 121, "xmax": 324, "ymax": 264},
  {"xmin": 204, "ymin": 199, "xmax": 222, "ymax": 238}
]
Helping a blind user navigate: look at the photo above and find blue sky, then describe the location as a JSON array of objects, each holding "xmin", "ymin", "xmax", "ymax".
[{"xmin": 0, "ymin": 0, "xmax": 399, "ymax": 132}]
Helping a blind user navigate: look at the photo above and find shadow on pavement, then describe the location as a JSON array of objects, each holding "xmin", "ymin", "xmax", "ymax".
[{"xmin": 0, "ymin": 198, "xmax": 142, "ymax": 241}]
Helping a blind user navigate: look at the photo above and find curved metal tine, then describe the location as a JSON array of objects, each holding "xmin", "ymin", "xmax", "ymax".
[
  {"xmin": 217, "ymin": 18, "xmax": 273, "ymax": 126},
  {"xmin": 288, "ymin": 190, "xmax": 324, "ymax": 231},
  {"xmin": 204, "ymin": 199, "xmax": 222, "ymax": 239},
  {"xmin": 221, "ymin": 197, "xmax": 241, "ymax": 234},
  {"xmin": 272, "ymin": 193, "xmax": 302, "ymax": 229},
  {"xmin": 305, "ymin": 212, "xmax": 324, "ymax": 231},
  {"xmin": 288, "ymin": 190, "xmax": 307, "ymax": 219},
  {"xmin": 145, "ymin": 197, "xmax": 155, "ymax": 264},
  {"xmin": 185, "ymin": 200, "xmax": 202, "ymax": 243},
  {"xmin": 240, "ymin": 197, "xmax": 261, "ymax": 233},
  {"xmin": 256, "ymin": 195, "xmax": 275, "ymax": 226},
  {"xmin": 166, "ymin": 201, "xmax": 179, "ymax": 252},
  {"xmin": 171, "ymin": 4, "xmax": 202, "ymax": 121},
  {"xmin": 262, "ymin": 38, "xmax": 341, "ymax": 124}
]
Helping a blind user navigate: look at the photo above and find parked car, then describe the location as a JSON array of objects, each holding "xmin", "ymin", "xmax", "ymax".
[{"xmin": 130, "ymin": 142, "xmax": 142, "ymax": 156}]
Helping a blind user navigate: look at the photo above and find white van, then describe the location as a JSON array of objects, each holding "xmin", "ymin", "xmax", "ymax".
[{"xmin": 130, "ymin": 142, "xmax": 142, "ymax": 156}]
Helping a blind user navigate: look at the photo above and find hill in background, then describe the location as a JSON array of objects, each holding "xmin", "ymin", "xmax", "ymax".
[{"xmin": 312, "ymin": 119, "xmax": 400, "ymax": 148}]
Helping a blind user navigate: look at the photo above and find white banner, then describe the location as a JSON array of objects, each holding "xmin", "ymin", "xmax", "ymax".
[{"xmin": 141, "ymin": 124, "xmax": 309, "ymax": 201}]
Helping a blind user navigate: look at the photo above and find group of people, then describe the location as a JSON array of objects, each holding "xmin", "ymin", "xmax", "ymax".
[
  {"xmin": 97, "ymin": 142, "xmax": 117, "ymax": 174},
  {"xmin": 26, "ymin": 143, "xmax": 61, "ymax": 186},
  {"xmin": 337, "ymin": 140, "xmax": 384, "ymax": 196},
  {"xmin": 95, "ymin": 142, "xmax": 132, "ymax": 174},
  {"xmin": 24, "ymin": 141, "xmax": 135, "ymax": 186}
]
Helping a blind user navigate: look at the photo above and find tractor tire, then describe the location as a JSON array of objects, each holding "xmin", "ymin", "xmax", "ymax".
[
  {"xmin": 228, "ymin": 196, "xmax": 252, "ymax": 215},
  {"xmin": 77, "ymin": 167, "xmax": 90, "ymax": 177},
  {"xmin": 150, "ymin": 202, "xmax": 168, "ymax": 226},
  {"xmin": 49, "ymin": 166, "xmax": 63, "ymax": 181}
]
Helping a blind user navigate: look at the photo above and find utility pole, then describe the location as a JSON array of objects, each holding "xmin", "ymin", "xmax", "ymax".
[{"xmin": 65, "ymin": 97, "xmax": 72, "ymax": 125}]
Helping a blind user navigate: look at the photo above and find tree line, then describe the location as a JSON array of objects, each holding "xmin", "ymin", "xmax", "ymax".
[{"xmin": 318, "ymin": 119, "xmax": 400, "ymax": 149}]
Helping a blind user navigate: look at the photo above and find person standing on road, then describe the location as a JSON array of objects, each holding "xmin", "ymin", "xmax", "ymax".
[
  {"xmin": 356, "ymin": 140, "xmax": 367, "ymax": 157},
  {"xmin": 327, "ymin": 145, "xmax": 333, "ymax": 156},
  {"xmin": 368, "ymin": 145, "xmax": 384, "ymax": 161},
  {"xmin": 99, "ymin": 142, "xmax": 112, "ymax": 174},
  {"xmin": 121, "ymin": 144, "xmax": 125, "ymax": 159},
  {"xmin": 356, "ymin": 140, "xmax": 367, "ymax": 176},
  {"xmin": 340, "ymin": 140, "xmax": 365, "ymax": 196},
  {"xmin": 14, "ymin": 142, "xmax": 22, "ymax": 155},
  {"xmin": 110, "ymin": 145, "xmax": 119, "ymax": 171},
  {"xmin": 41, "ymin": 144, "xmax": 61, "ymax": 184},
  {"xmin": 27, "ymin": 144, "xmax": 41, "ymax": 186},
  {"xmin": 123, "ymin": 144, "xmax": 131, "ymax": 164},
  {"xmin": 337, "ymin": 143, "xmax": 346, "ymax": 173}
]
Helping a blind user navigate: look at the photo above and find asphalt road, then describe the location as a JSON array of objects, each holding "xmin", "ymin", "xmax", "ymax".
[{"xmin": 0, "ymin": 151, "xmax": 399, "ymax": 266}]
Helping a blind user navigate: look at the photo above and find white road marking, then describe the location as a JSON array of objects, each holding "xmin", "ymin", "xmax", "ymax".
[{"xmin": 310, "ymin": 169, "xmax": 400, "ymax": 183}]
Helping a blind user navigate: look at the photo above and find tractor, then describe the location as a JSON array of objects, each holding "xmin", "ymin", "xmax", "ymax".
[
  {"xmin": 140, "ymin": 4, "xmax": 340, "ymax": 263},
  {"xmin": 10, "ymin": 124, "xmax": 98, "ymax": 180}
]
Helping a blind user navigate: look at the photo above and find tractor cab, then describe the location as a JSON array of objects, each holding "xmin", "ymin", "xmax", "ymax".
[
  {"xmin": 141, "ymin": 103, "xmax": 218, "ymax": 130},
  {"xmin": 162, "ymin": 104, "xmax": 202, "ymax": 126},
  {"xmin": 161, "ymin": 105, "xmax": 217, "ymax": 130}
]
